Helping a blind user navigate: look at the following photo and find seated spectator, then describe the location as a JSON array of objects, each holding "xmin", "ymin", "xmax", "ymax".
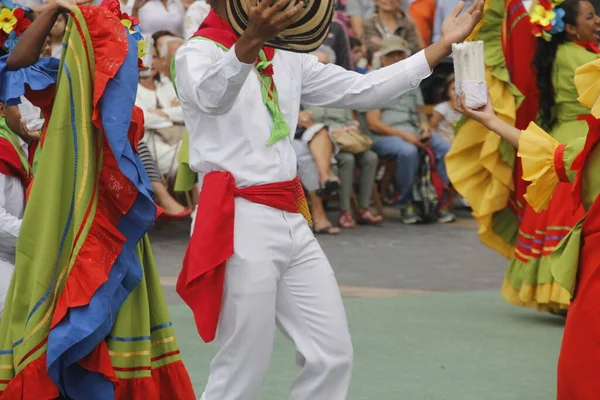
[
  {"xmin": 152, "ymin": 31, "xmax": 185, "ymax": 79},
  {"xmin": 324, "ymin": 19, "xmax": 352, "ymax": 69},
  {"xmin": 183, "ymin": 0, "xmax": 211, "ymax": 40},
  {"xmin": 334, "ymin": 0, "xmax": 351, "ymax": 32},
  {"xmin": 137, "ymin": 40, "xmax": 184, "ymax": 178},
  {"xmin": 360, "ymin": 37, "xmax": 455, "ymax": 224},
  {"xmin": 363, "ymin": 0, "xmax": 424, "ymax": 56},
  {"xmin": 49, "ymin": 11, "xmax": 66, "ymax": 59},
  {"xmin": 430, "ymin": 74, "xmax": 462, "ymax": 143},
  {"xmin": 126, "ymin": 0, "xmax": 186, "ymax": 37},
  {"xmin": 350, "ymin": 37, "xmax": 369, "ymax": 73},
  {"xmin": 136, "ymin": 40, "xmax": 190, "ymax": 219},
  {"xmin": 346, "ymin": 0, "xmax": 375, "ymax": 38},
  {"xmin": 408, "ymin": 0, "xmax": 435, "ymax": 46},
  {"xmin": 304, "ymin": 48, "xmax": 382, "ymax": 228},
  {"xmin": 293, "ymin": 110, "xmax": 341, "ymax": 235}
]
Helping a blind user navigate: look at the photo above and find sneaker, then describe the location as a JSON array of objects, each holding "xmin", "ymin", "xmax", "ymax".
[
  {"xmin": 437, "ymin": 209, "xmax": 456, "ymax": 224},
  {"xmin": 400, "ymin": 204, "xmax": 420, "ymax": 224}
]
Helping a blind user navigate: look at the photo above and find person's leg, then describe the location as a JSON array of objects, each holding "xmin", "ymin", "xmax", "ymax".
[
  {"xmin": 355, "ymin": 150, "xmax": 384, "ymax": 224},
  {"xmin": 335, "ymin": 152, "xmax": 357, "ymax": 228},
  {"xmin": 201, "ymin": 201, "xmax": 290, "ymax": 400},
  {"xmin": 335, "ymin": 152, "xmax": 354, "ymax": 213},
  {"xmin": 429, "ymin": 134, "xmax": 451, "ymax": 185},
  {"xmin": 372, "ymin": 137, "xmax": 419, "ymax": 223},
  {"xmin": 296, "ymin": 152, "xmax": 339, "ymax": 234},
  {"xmin": 139, "ymin": 140, "xmax": 189, "ymax": 217},
  {"xmin": 307, "ymin": 127, "xmax": 336, "ymax": 185},
  {"xmin": 356, "ymin": 150, "xmax": 378, "ymax": 210},
  {"xmin": 372, "ymin": 136, "xmax": 418, "ymax": 206},
  {"xmin": 428, "ymin": 134, "xmax": 455, "ymax": 223},
  {"xmin": 275, "ymin": 214, "xmax": 353, "ymax": 400},
  {"xmin": 308, "ymin": 191, "xmax": 340, "ymax": 234}
]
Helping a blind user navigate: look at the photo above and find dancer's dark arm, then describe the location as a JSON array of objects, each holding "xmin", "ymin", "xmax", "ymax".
[
  {"xmin": 7, "ymin": 5, "xmax": 63, "ymax": 70},
  {"xmin": 458, "ymin": 95, "xmax": 521, "ymax": 148}
]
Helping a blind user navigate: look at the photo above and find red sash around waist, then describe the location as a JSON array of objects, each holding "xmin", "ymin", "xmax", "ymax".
[{"xmin": 176, "ymin": 171, "xmax": 302, "ymax": 342}]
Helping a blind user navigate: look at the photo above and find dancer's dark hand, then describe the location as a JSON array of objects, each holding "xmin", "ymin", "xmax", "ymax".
[
  {"xmin": 236, "ymin": 0, "xmax": 304, "ymax": 63},
  {"xmin": 246, "ymin": 0, "xmax": 305, "ymax": 43}
]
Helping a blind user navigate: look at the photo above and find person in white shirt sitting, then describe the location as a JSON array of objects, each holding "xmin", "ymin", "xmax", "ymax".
[
  {"xmin": 127, "ymin": 0, "xmax": 186, "ymax": 36},
  {"xmin": 183, "ymin": 0, "xmax": 211, "ymax": 40},
  {"xmin": 136, "ymin": 39, "xmax": 191, "ymax": 219},
  {"xmin": 0, "ymin": 102, "xmax": 36, "ymax": 318}
]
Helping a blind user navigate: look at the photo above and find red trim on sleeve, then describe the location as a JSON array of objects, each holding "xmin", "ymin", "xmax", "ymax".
[{"xmin": 554, "ymin": 144, "xmax": 570, "ymax": 183}]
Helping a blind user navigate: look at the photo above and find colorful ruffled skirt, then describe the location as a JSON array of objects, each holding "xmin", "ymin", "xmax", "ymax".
[
  {"xmin": 502, "ymin": 118, "xmax": 588, "ymax": 312},
  {"xmin": 0, "ymin": 6, "xmax": 194, "ymax": 399}
]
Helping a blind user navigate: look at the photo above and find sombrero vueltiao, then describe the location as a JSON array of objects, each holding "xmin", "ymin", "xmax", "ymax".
[{"xmin": 226, "ymin": 0, "xmax": 335, "ymax": 53}]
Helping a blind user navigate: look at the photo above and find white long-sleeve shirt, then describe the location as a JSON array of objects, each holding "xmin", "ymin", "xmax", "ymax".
[
  {"xmin": 175, "ymin": 40, "xmax": 432, "ymax": 188},
  {"xmin": 0, "ymin": 140, "xmax": 27, "ymax": 265}
]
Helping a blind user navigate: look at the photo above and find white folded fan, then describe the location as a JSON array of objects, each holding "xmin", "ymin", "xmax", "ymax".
[{"xmin": 452, "ymin": 41, "xmax": 487, "ymax": 109}]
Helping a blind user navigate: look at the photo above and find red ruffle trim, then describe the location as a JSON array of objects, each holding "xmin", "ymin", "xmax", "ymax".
[
  {"xmin": 114, "ymin": 361, "xmax": 196, "ymax": 400},
  {"xmin": 50, "ymin": 7, "xmax": 137, "ymax": 330},
  {"xmin": 0, "ymin": 350, "xmax": 195, "ymax": 400},
  {"xmin": 554, "ymin": 144, "xmax": 569, "ymax": 183},
  {"xmin": 0, "ymin": 354, "xmax": 59, "ymax": 400}
]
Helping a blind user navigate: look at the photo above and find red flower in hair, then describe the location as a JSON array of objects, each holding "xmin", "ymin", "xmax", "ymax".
[
  {"xmin": 12, "ymin": 7, "xmax": 24, "ymax": 19},
  {"xmin": 121, "ymin": 13, "xmax": 139, "ymax": 26},
  {"xmin": 14, "ymin": 15, "xmax": 31, "ymax": 36}
]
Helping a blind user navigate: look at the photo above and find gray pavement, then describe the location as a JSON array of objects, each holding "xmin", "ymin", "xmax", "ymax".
[{"xmin": 149, "ymin": 207, "xmax": 508, "ymax": 303}]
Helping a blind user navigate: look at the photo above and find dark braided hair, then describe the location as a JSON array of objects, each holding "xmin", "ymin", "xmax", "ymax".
[{"xmin": 533, "ymin": 0, "xmax": 581, "ymax": 130}]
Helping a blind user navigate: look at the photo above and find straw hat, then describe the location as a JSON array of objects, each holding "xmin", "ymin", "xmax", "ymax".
[{"xmin": 226, "ymin": 0, "xmax": 335, "ymax": 53}]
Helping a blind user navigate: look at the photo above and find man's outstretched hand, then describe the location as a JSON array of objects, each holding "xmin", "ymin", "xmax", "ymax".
[
  {"xmin": 423, "ymin": 0, "xmax": 483, "ymax": 70},
  {"xmin": 440, "ymin": 0, "xmax": 485, "ymax": 51}
]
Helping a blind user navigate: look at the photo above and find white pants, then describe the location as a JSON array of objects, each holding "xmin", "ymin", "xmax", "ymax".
[
  {"xmin": 0, "ymin": 259, "xmax": 14, "ymax": 319},
  {"xmin": 199, "ymin": 199, "xmax": 353, "ymax": 400}
]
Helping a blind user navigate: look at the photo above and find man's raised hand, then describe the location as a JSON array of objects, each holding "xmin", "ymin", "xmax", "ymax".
[
  {"xmin": 440, "ymin": 0, "xmax": 484, "ymax": 50},
  {"xmin": 245, "ymin": 0, "xmax": 305, "ymax": 44}
]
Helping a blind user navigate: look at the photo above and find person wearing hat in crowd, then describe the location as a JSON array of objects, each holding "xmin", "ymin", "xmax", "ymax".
[
  {"xmin": 173, "ymin": 0, "xmax": 483, "ymax": 398},
  {"xmin": 360, "ymin": 35, "xmax": 455, "ymax": 224}
]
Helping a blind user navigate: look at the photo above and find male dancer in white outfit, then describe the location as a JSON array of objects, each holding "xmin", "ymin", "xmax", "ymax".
[{"xmin": 174, "ymin": 0, "xmax": 483, "ymax": 398}]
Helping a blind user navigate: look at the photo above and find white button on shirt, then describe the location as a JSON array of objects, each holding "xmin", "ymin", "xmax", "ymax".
[
  {"xmin": 174, "ymin": 40, "xmax": 432, "ymax": 189},
  {"xmin": 124, "ymin": 0, "xmax": 186, "ymax": 36}
]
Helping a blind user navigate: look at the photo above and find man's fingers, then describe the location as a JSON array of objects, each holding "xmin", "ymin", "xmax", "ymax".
[
  {"xmin": 265, "ymin": 0, "xmax": 294, "ymax": 16},
  {"xmin": 449, "ymin": 0, "xmax": 465, "ymax": 18},
  {"xmin": 466, "ymin": 0, "xmax": 480, "ymax": 14},
  {"xmin": 274, "ymin": 2, "xmax": 304, "ymax": 28}
]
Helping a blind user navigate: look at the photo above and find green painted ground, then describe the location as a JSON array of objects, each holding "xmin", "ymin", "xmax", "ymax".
[{"xmin": 171, "ymin": 290, "xmax": 564, "ymax": 400}]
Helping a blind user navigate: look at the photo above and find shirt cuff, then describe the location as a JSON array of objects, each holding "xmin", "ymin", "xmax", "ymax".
[
  {"xmin": 223, "ymin": 44, "xmax": 254, "ymax": 85},
  {"xmin": 407, "ymin": 50, "xmax": 433, "ymax": 88}
]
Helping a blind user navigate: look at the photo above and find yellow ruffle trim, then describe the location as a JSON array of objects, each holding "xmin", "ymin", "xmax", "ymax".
[
  {"xmin": 501, "ymin": 280, "xmax": 571, "ymax": 312},
  {"xmin": 446, "ymin": 71, "xmax": 515, "ymax": 259},
  {"xmin": 575, "ymin": 58, "xmax": 600, "ymax": 118},
  {"xmin": 517, "ymin": 122, "xmax": 561, "ymax": 212}
]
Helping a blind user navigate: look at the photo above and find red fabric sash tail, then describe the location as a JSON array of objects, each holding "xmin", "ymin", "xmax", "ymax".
[{"xmin": 177, "ymin": 172, "xmax": 299, "ymax": 342}]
